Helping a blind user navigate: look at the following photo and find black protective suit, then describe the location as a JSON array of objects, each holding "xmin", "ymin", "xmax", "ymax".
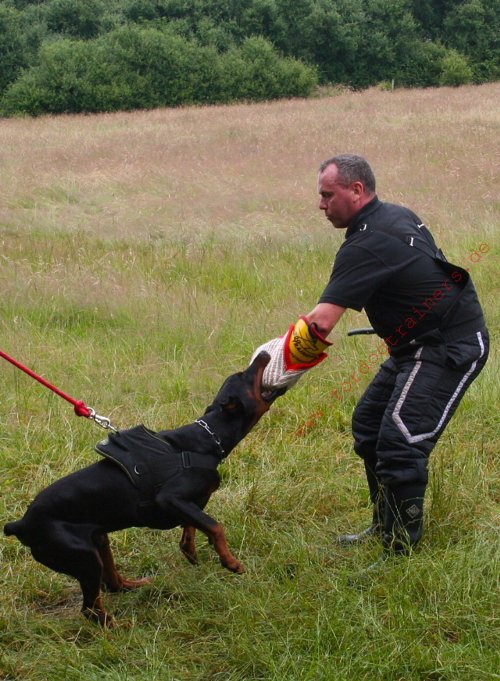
[{"xmin": 319, "ymin": 197, "xmax": 489, "ymax": 551}]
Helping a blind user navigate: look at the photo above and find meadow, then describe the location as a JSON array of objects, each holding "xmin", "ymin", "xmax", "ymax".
[{"xmin": 0, "ymin": 83, "xmax": 498, "ymax": 680}]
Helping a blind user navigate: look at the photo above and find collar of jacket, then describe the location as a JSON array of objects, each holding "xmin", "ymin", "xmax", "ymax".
[{"xmin": 344, "ymin": 196, "xmax": 381, "ymax": 239}]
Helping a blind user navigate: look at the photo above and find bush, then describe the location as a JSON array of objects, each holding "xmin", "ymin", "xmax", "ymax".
[
  {"xmin": 0, "ymin": 28, "xmax": 317, "ymax": 116},
  {"xmin": 104, "ymin": 26, "xmax": 200, "ymax": 108},
  {"xmin": 397, "ymin": 40, "xmax": 448, "ymax": 88},
  {"xmin": 221, "ymin": 36, "xmax": 317, "ymax": 102},
  {"xmin": 439, "ymin": 50, "xmax": 473, "ymax": 87},
  {"xmin": 1, "ymin": 40, "xmax": 93, "ymax": 116}
]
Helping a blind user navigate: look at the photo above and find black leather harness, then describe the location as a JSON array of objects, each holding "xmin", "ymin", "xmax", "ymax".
[{"xmin": 95, "ymin": 424, "xmax": 220, "ymax": 498}]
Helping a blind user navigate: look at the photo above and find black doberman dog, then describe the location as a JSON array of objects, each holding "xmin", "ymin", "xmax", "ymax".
[{"xmin": 4, "ymin": 352, "xmax": 282, "ymax": 626}]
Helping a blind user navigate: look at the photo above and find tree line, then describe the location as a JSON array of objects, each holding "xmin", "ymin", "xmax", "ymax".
[{"xmin": 1, "ymin": 0, "xmax": 498, "ymax": 116}]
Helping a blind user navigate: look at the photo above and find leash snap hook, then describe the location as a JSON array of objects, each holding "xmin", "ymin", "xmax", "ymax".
[{"xmin": 87, "ymin": 408, "xmax": 118, "ymax": 433}]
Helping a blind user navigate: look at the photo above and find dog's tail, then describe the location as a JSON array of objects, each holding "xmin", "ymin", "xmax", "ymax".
[
  {"xmin": 4, "ymin": 520, "xmax": 24, "ymax": 538},
  {"xmin": 5, "ymin": 516, "xmax": 44, "ymax": 548}
]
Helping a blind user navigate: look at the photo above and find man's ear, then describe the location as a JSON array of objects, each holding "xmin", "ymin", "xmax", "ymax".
[{"xmin": 351, "ymin": 180, "xmax": 364, "ymax": 197}]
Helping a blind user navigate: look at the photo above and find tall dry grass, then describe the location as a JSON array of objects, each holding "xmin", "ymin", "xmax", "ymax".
[{"xmin": 1, "ymin": 84, "xmax": 498, "ymax": 244}]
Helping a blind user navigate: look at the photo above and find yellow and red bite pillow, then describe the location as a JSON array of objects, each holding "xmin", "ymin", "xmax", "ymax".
[{"xmin": 251, "ymin": 317, "xmax": 332, "ymax": 390}]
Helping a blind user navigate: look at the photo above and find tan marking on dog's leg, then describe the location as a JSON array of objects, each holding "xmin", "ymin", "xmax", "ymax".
[
  {"xmin": 180, "ymin": 526, "xmax": 198, "ymax": 565},
  {"xmin": 208, "ymin": 523, "xmax": 245, "ymax": 574}
]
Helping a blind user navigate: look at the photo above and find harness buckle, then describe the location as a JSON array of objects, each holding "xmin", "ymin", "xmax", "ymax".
[{"xmin": 181, "ymin": 451, "xmax": 191, "ymax": 468}]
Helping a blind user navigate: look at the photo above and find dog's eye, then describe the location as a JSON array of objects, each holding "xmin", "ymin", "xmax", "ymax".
[{"xmin": 221, "ymin": 396, "xmax": 243, "ymax": 411}]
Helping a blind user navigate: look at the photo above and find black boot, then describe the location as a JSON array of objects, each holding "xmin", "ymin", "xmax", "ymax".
[
  {"xmin": 337, "ymin": 523, "xmax": 378, "ymax": 545},
  {"xmin": 337, "ymin": 460, "xmax": 385, "ymax": 545},
  {"xmin": 382, "ymin": 483, "xmax": 425, "ymax": 554},
  {"xmin": 346, "ymin": 483, "xmax": 426, "ymax": 584}
]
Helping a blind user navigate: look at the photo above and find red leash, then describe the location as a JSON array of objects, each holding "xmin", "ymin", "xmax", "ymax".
[{"xmin": 0, "ymin": 349, "xmax": 116, "ymax": 431}]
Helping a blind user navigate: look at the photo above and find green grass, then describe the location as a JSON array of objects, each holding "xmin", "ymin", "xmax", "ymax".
[{"xmin": 0, "ymin": 86, "xmax": 499, "ymax": 680}]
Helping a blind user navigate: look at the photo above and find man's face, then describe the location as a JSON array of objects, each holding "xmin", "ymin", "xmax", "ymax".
[{"xmin": 318, "ymin": 163, "xmax": 361, "ymax": 229}]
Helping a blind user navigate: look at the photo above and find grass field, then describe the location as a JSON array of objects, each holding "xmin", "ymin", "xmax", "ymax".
[{"xmin": 0, "ymin": 83, "xmax": 498, "ymax": 680}]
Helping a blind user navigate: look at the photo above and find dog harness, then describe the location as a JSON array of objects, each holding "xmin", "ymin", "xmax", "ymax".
[{"xmin": 95, "ymin": 425, "xmax": 220, "ymax": 491}]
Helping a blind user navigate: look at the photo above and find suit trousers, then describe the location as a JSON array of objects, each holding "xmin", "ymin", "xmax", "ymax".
[{"xmin": 351, "ymin": 328, "xmax": 489, "ymax": 548}]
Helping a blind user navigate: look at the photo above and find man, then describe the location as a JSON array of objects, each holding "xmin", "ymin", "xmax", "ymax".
[{"xmin": 255, "ymin": 154, "xmax": 489, "ymax": 566}]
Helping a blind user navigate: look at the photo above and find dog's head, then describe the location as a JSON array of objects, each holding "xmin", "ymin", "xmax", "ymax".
[{"xmin": 204, "ymin": 352, "xmax": 285, "ymax": 434}]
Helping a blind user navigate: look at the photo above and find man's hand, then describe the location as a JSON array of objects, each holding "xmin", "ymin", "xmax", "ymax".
[{"xmin": 251, "ymin": 317, "xmax": 332, "ymax": 390}]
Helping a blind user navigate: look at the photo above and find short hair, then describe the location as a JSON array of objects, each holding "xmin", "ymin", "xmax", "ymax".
[{"xmin": 319, "ymin": 154, "xmax": 376, "ymax": 193}]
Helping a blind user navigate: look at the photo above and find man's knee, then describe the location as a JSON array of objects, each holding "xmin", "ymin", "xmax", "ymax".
[
  {"xmin": 375, "ymin": 452, "xmax": 429, "ymax": 487},
  {"xmin": 352, "ymin": 402, "xmax": 378, "ymax": 460},
  {"xmin": 353, "ymin": 438, "xmax": 375, "ymax": 460}
]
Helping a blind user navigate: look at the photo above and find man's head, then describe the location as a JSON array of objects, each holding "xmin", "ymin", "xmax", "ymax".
[{"xmin": 318, "ymin": 154, "xmax": 376, "ymax": 228}]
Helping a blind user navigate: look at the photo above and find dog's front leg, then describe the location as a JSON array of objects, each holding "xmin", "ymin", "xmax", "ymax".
[
  {"xmin": 158, "ymin": 495, "xmax": 245, "ymax": 574},
  {"xmin": 179, "ymin": 526, "xmax": 198, "ymax": 565},
  {"xmin": 95, "ymin": 533, "xmax": 151, "ymax": 592},
  {"xmin": 205, "ymin": 521, "xmax": 245, "ymax": 574}
]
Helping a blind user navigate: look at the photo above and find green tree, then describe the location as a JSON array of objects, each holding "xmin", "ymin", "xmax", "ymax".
[
  {"xmin": 309, "ymin": 0, "xmax": 363, "ymax": 84},
  {"xmin": 239, "ymin": 0, "xmax": 280, "ymax": 38},
  {"xmin": 353, "ymin": 0, "xmax": 424, "ymax": 88},
  {"xmin": 0, "ymin": 5, "xmax": 28, "ymax": 95},
  {"xmin": 125, "ymin": 0, "xmax": 159, "ymax": 22},
  {"xmin": 124, "ymin": 0, "xmax": 171, "ymax": 22},
  {"xmin": 443, "ymin": 0, "xmax": 500, "ymax": 82},
  {"xmin": 410, "ymin": 0, "xmax": 457, "ymax": 36},
  {"xmin": 46, "ymin": 0, "xmax": 105, "ymax": 39},
  {"xmin": 17, "ymin": 2, "xmax": 51, "ymax": 63},
  {"xmin": 228, "ymin": 0, "xmax": 364, "ymax": 86}
]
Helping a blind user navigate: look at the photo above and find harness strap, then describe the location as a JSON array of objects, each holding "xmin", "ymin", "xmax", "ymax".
[
  {"xmin": 361, "ymin": 221, "xmax": 470, "ymax": 283},
  {"xmin": 361, "ymin": 222, "xmax": 471, "ymax": 330}
]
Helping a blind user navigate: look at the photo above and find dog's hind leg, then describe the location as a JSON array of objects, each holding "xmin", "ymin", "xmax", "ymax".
[
  {"xmin": 28, "ymin": 521, "xmax": 113, "ymax": 626},
  {"xmin": 95, "ymin": 533, "xmax": 151, "ymax": 592},
  {"xmin": 79, "ymin": 567, "xmax": 112, "ymax": 627}
]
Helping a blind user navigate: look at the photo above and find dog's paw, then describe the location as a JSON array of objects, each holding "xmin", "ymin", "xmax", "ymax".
[
  {"xmin": 180, "ymin": 545, "xmax": 199, "ymax": 566},
  {"xmin": 221, "ymin": 558, "xmax": 245, "ymax": 574},
  {"xmin": 82, "ymin": 606, "xmax": 114, "ymax": 628}
]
